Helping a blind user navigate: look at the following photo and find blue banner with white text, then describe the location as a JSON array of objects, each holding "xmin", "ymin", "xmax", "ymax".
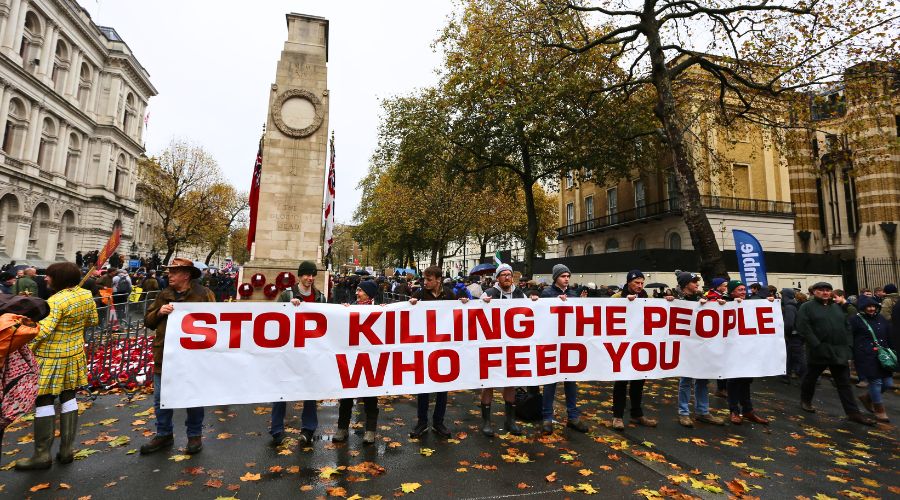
[{"xmin": 733, "ymin": 229, "xmax": 768, "ymax": 287}]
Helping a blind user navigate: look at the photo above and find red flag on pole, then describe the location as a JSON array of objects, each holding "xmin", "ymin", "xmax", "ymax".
[
  {"xmin": 246, "ymin": 140, "xmax": 263, "ymax": 252},
  {"xmin": 323, "ymin": 132, "xmax": 336, "ymax": 260},
  {"xmin": 96, "ymin": 224, "xmax": 122, "ymax": 269}
]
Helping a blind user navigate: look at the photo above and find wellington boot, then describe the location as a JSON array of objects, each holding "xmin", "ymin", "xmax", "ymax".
[
  {"xmin": 480, "ymin": 404, "xmax": 494, "ymax": 437},
  {"xmin": 15, "ymin": 416, "xmax": 55, "ymax": 471},
  {"xmin": 872, "ymin": 403, "xmax": 890, "ymax": 423},
  {"xmin": 56, "ymin": 411, "xmax": 79, "ymax": 464},
  {"xmin": 504, "ymin": 402, "xmax": 522, "ymax": 436}
]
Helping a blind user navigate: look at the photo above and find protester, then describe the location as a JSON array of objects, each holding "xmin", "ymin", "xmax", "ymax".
[
  {"xmin": 880, "ymin": 283, "xmax": 898, "ymax": 321},
  {"xmin": 850, "ymin": 296, "xmax": 893, "ymax": 423},
  {"xmin": 796, "ymin": 282, "xmax": 875, "ymax": 425},
  {"xmin": 141, "ymin": 271, "xmax": 160, "ymax": 302},
  {"xmin": 13, "ymin": 268, "xmax": 38, "ymax": 296},
  {"xmin": 0, "ymin": 272, "xmax": 14, "ymax": 294},
  {"xmin": 609, "ymin": 270, "xmax": 658, "ymax": 430},
  {"xmin": 671, "ymin": 272, "xmax": 725, "ymax": 427},
  {"xmin": 16, "ymin": 262, "xmax": 97, "ymax": 470},
  {"xmin": 781, "ymin": 288, "xmax": 805, "ymax": 383},
  {"xmin": 705, "ymin": 278, "xmax": 728, "ymax": 302},
  {"xmin": 335, "ymin": 279, "xmax": 380, "ymax": 444},
  {"xmin": 408, "ymin": 265, "xmax": 467, "ymax": 439},
  {"xmin": 539, "ymin": 264, "xmax": 589, "ymax": 435},
  {"xmin": 721, "ymin": 280, "xmax": 769, "ymax": 425},
  {"xmin": 270, "ymin": 261, "xmax": 326, "ymax": 447},
  {"xmin": 478, "ymin": 263, "xmax": 529, "ymax": 437},
  {"xmin": 140, "ymin": 258, "xmax": 216, "ymax": 455}
]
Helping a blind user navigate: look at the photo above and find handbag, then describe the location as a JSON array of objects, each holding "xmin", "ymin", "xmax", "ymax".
[{"xmin": 858, "ymin": 314, "xmax": 898, "ymax": 371}]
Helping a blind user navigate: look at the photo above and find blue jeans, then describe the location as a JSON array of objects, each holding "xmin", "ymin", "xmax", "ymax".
[
  {"xmin": 416, "ymin": 392, "xmax": 447, "ymax": 425},
  {"xmin": 866, "ymin": 376, "xmax": 894, "ymax": 405},
  {"xmin": 270, "ymin": 401, "xmax": 317, "ymax": 436},
  {"xmin": 542, "ymin": 382, "xmax": 579, "ymax": 421},
  {"xmin": 678, "ymin": 378, "xmax": 709, "ymax": 416},
  {"xmin": 153, "ymin": 374, "xmax": 204, "ymax": 437}
]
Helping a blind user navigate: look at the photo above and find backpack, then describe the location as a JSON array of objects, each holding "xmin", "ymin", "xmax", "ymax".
[
  {"xmin": 116, "ymin": 277, "xmax": 132, "ymax": 295},
  {"xmin": 514, "ymin": 387, "xmax": 543, "ymax": 421}
]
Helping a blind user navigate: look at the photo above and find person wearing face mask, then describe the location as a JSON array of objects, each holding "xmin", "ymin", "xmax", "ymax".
[
  {"xmin": 849, "ymin": 295, "xmax": 893, "ymax": 423},
  {"xmin": 334, "ymin": 279, "xmax": 381, "ymax": 444},
  {"xmin": 608, "ymin": 270, "xmax": 657, "ymax": 431},
  {"xmin": 796, "ymin": 282, "xmax": 875, "ymax": 426},
  {"xmin": 478, "ymin": 264, "xmax": 534, "ymax": 437}
]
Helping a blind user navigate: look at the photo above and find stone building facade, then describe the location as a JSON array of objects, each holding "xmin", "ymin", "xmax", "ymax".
[
  {"xmin": 558, "ymin": 62, "xmax": 899, "ymax": 268},
  {"xmin": 0, "ymin": 0, "xmax": 155, "ymax": 266}
]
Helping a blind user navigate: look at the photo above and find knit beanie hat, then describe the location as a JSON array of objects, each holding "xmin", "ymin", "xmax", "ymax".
[
  {"xmin": 552, "ymin": 264, "xmax": 571, "ymax": 283},
  {"xmin": 626, "ymin": 269, "xmax": 644, "ymax": 284},
  {"xmin": 676, "ymin": 272, "xmax": 700, "ymax": 289},
  {"xmin": 494, "ymin": 263, "xmax": 513, "ymax": 279},
  {"xmin": 710, "ymin": 278, "xmax": 727, "ymax": 289},
  {"xmin": 297, "ymin": 261, "xmax": 318, "ymax": 276},
  {"xmin": 727, "ymin": 280, "xmax": 744, "ymax": 295},
  {"xmin": 357, "ymin": 279, "xmax": 378, "ymax": 300}
]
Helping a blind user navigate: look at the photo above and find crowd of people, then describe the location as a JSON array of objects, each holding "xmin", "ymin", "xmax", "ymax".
[{"xmin": 1, "ymin": 257, "xmax": 895, "ymax": 471}]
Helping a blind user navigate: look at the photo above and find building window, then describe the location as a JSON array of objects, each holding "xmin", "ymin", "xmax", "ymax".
[
  {"xmin": 668, "ymin": 232, "xmax": 682, "ymax": 250},
  {"xmin": 667, "ymin": 175, "xmax": 680, "ymax": 210},
  {"xmin": 566, "ymin": 202, "xmax": 574, "ymax": 229},
  {"xmin": 842, "ymin": 168, "xmax": 859, "ymax": 235},
  {"xmin": 607, "ymin": 188, "xmax": 617, "ymax": 223},
  {"xmin": 78, "ymin": 63, "xmax": 92, "ymax": 110},
  {"xmin": 605, "ymin": 239, "xmax": 619, "ymax": 253},
  {"xmin": 584, "ymin": 245, "xmax": 594, "ymax": 255},
  {"xmin": 65, "ymin": 133, "xmax": 81, "ymax": 180},
  {"xmin": 584, "ymin": 168, "xmax": 593, "ymax": 180},
  {"xmin": 815, "ymin": 178, "xmax": 827, "ymax": 235},
  {"xmin": 634, "ymin": 180, "xmax": 646, "ymax": 218},
  {"xmin": 565, "ymin": 171, "xmax": 574, "ymax": 189},
  {"xmin": 37, "ymin": 118, "xmax": 57, "ymax": 170},
  {"xmin": 52, "ymin": 39, "xmax": 70, "ymax": 95},
  {"xmin": 584, "ymin": 195, "xmax": 594, "ymax": 229},
  {"xmin": 565, "ymin": 247, "xmax": 574, "ymax": 258},
  {"xmin": 634, "ymin": 237, "xmax": 646, "ymax": 251},
  {"xmin": 3, "ymin": 98, "xmax": 28, "ymax": 156}
]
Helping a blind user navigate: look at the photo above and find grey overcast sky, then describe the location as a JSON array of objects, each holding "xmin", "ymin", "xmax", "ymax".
[{"xmin": 81, "ymin": 0, "xmax": 455, "ymax": 224}]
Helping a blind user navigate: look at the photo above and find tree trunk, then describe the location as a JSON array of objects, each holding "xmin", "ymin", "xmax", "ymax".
[
  {"xmin": 645, "ymin": 22, "xmax": 728, "ymax": 282},
  {"xmin": 204, "ymin": 244, "xmax": 220, "ymax": 266},
  {"xmin": 163, "ymin": 246, "xmax": 176, "ymax": 266},
  {"xmin": 520, "ymin": 180, "xmax": 539, "ymax": 278},
  {"xmin": 479, "ymin": 235, "xmax": 489, "ymax": 262}
]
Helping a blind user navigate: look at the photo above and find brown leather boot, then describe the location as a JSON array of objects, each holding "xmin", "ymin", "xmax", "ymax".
[
  {"xmin": 743, "ymin": 411, "xmax": 769, "ymax": 425},
  {"xmin": 858, "ymin": 393, "xmax": 874, "ymax": 413},
  {"xmin": 872, "ymin": 403, "xmax": 890, "ymax": 423}
]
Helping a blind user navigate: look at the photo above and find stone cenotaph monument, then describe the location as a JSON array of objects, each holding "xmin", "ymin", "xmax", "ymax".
[{"xmin": 241, "ymin": 13, "xmax": 329, "ymax": 299}]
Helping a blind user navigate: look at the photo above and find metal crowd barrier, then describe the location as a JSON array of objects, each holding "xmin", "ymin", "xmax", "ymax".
[
  {"xmin": 82, "ymin": 292, "xmax": 157, "ymax": 401},
  {"xmin": 381, "ymin": 292, "xmax": 411, "ymax": 304}
]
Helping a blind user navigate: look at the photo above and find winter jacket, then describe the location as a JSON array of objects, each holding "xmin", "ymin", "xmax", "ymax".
[
  {"xmin": 12, "ymin": 276, "xmax": 38, "ymax": 296},
  {"xmin": 671, "ymin": 286, "xmax": 702, "ymax": 301},
  {"xmin": 278, "ymin": 285, "xmax": 326, "ymax": 303},
  {"xmin": 540, "ymin": 284, "xmax": 578, "ymax": 299},
  {"xmin": 610, "ymin": 288, "xmax": 649, "ymax": 299},
  {"xmin": 781, "ymin": 289, "xmax": 799, "ymax": 336},
  {"xmin": 796, "ymin": 297, "xmax": 853, "ymax": 365},
  {"xmin": 881, "ymin": 292, "xmax": 899, "ymax": 321},
  {"xmin": 412, "ymin": 287, "xmax": 458, "ymax": 302},
  {"xmin": 850, "ymin": 295, "xmax": 894, "ymax": 378},
  {"xmin": 484, "ymin": 285, "xmax": 526, "ymax": 300},
  {"xmin": 145, "ymin": 281, "xmax": 216, "ymax": 373}
]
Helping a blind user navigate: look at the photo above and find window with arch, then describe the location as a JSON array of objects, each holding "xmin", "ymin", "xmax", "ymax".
[
  {"xmin": 565, "ymin": 247, "xmax": 574, "ymax": 258},
  {"xmin": 584, "ymin": 245, "xmax": 594, "ymax": 256},
  {"xmin": 78, "ymin": 62, "xmax": 92, "ymax": 109},
  {"xmin": 123, "ymin": 93, "xmax": 136, "ymax": 135},
  {"xmin": 668, "ymin": 232, "xmax": 682, "ymax": 250},
  {"xmin": 37, "ymin": 117, "xmax": 57, "ymax": 170},
  {"xmin": 3, "ymin": 98, "xmax": 28, "ymax": 156},
  {"xmin": 52, "ymin": 38, "xmax": 70, "ymax": 94},
  {"xmin": 20, "ymin": 12, "xmax": 42, "ymax": 73},
  {"xmin": 633, "ymin": 237, "xmax": 646, "ymax": 251},
  {"xmin": 65, "ymin": 132, "xmax": 81, "ymax": 180},
  {"xmin": 114, "ymin": 154, "xmax": 127, "ymax": 194},
  {"xmin": 605, "ymin": 239, "xmax": 619, "ymax": 253}
]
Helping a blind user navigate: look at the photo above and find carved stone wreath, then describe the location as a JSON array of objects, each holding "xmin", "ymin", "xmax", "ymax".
[{"xmin": 271, "ymin": 88, "xmax": 324, "ymax": 138}]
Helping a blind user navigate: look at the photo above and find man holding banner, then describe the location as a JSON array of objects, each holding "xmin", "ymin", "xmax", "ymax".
[{"xmin": 140, "ymin": 258, "xmax": 216, "ymax": 455}]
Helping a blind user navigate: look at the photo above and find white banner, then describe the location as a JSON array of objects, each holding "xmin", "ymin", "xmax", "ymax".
[{"xmin": 160, "ymin": 298, "xmax": 785, "ymax": 408}]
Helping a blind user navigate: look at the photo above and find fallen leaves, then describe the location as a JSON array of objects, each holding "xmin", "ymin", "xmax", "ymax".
[
  {"xmin": 74, "ymin": 448, "xmax": 99, "ymax": 460},
  {"xmin": 108, "ymin": 435, "xmax": 130, "ymax": 447},
  {"xmin": 168, "ymin": 454, "xmax": 191, "ymax": 462},
  {"xmin": 400, "ymin": 482, "xmax": 421, "ymax": 493},
  {"xmin": 239, "ymin": 472, "xmax": 261, "ymax": 482},
  {"xmin": 319, "ymin": 466, "xmax": 341, "ymax": 479},
  {"xmin": 419, "ymin": 447, "xmax": 434, "ymax": 457},
  {"xmin": 29, "ymin": 483, "xmax": 51, "ymax": 492}
]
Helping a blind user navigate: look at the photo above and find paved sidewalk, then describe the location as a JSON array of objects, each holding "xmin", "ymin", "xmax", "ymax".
[{"xmin": 1, "ymin": 377, "xmax": 896, "ymax": 499}]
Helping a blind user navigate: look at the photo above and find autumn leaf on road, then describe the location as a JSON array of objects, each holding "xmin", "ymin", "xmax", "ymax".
[
  {"xmin": 577, "ymin": 483, "xmax": 598, "ymax": 494},
  {"xmin": 239, "ymin": 472, "xmax": 261, "ymax": 482},
  {"xmin": 168, "ymin": 454, "xmax": 191, "ymax": 462},
  {"xmin": 108, "ymin": 435, "xmax": 130, "ymax": 447},
  {"xmin": 400, "ymin": 482, "xmax": 421, "ymax": 493},
  {"xmin": 419, "ymin": 447, "xmax": 434, "ymax": 456},
  {"xmin": 74, "ymin": 449, "xmax": 99, "ymax": 460},
  {"xmin": 29, "ymin": 483, "xmax": 51, "ymax": 492},
  {"xmin": 545, "ymin": 472, "xmax": 557, "ymax": 483},
  {"xmin": 319, "ymin": 466, "xmax": 341, "ymax": 479},
  {"xmin": 326, "ymin": 486, "xmax": 347, "ymax": 497}
]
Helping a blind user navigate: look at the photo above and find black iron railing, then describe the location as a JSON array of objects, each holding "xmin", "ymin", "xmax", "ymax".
[{"xmin": 557, "ymin": 195, "xmax": 794, "ymax": 239}]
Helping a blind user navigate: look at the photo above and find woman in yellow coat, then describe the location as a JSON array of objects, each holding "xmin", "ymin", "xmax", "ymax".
[{"xmin": 16, "ymin": 262, "xmax": 97, "ymax": 470}]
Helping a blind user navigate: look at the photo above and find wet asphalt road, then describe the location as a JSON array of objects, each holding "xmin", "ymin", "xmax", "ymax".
[{"xmin": 0, "ymin": 376, "xmax": 897, "ymax": 499}]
